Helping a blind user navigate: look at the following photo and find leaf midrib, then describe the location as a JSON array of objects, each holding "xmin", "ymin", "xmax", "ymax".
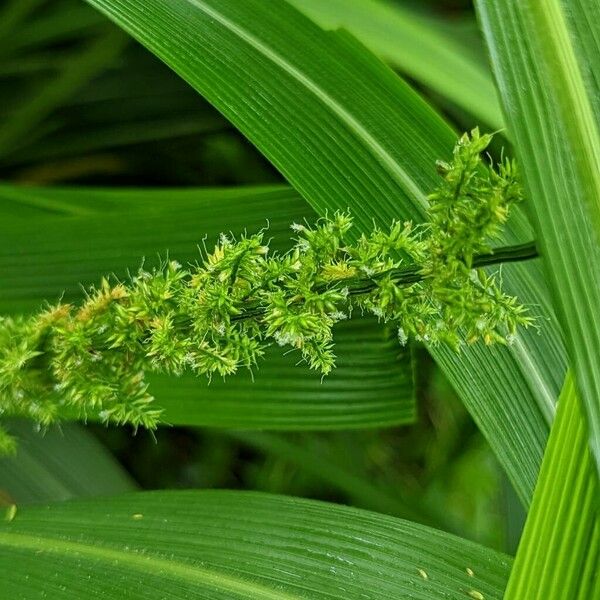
[
  {"xmin": 187, "ymin": 0, "xmax": 428, "ymax": 208},
  {"xmin": 0, "ymin": 531, "xmax": 301, "ymax": 600},
  {"xmin": 510, "ymin": 337, "xmax": 556, "ymax": 424}
]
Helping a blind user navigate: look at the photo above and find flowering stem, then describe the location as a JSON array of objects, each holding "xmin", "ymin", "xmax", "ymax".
[
  {"xmin": 346, "ymin": 241, "xmax": 538, "ymax": 295},
  {"xmin": 235, "ymin": 241, "xmax": 538, "ymax": 321}
]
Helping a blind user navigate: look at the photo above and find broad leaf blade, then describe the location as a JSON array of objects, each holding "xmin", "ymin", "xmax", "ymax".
[
  {"xmin": 504, "ymin": 374, "xmax": 599, "ymax": 599},
  {"xmin": 0, "ymin": 490, "xmax": 511, "ymax": 599},
  {"xmin": 151, "ymin": 318, "xmax": 415, "ymax": 430},
  {"xmin": 565, "ymin": 0, "xmax": 600, "ymax": 124},
  {"xmin": 0, "ymin": 184, "xmax": 415, "ymax": 430},
  {"xmin": 83, "ymin": 0, "xmax": 566, "ymax": 503},
  {"xmin": 477, "ymin": 0, "xmax": 600, "ymax": 472}
]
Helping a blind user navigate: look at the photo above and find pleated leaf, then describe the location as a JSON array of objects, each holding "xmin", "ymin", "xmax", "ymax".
[
  {"xmin": 82, "ymin": 0, "xmax": 567, "ymax": 504},
  {"xmin": 477, "ymin": 0, "xmax": 600, "ymax": 472},
  {"xmin": 0, "ymin": 490, "xmax": 511, "ymax": 599},
  {"xmin": 504, "ymin": 375, "xmax": 599, "ymax": 599}
]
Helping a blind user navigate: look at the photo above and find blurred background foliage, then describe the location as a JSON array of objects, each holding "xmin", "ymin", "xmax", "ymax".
[{"xmin": 0, "ymin": 0, "xmax": 524, "ymax": 554}]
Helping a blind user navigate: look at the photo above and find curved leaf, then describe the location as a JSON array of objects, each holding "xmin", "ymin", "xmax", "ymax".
[
  {"xmin": 504, "ymin": 375, "xmax": 599, "ymax": 599},
  {"xmin": 477, "ymin": 0, "xmax": 600, "ymax": 472},
  {"xmin": 0, "ymin": 490, "xmax": 511, "ymax": 599}
]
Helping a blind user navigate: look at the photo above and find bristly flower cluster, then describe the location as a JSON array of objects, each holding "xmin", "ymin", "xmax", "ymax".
[{"xmin": 0, "ymin": 129, "xmax": 533, "ymax": 445}]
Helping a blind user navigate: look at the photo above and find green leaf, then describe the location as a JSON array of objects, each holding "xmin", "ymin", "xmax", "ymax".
[
  {"xmin": 564, "ymin": 0, "xmax": 600, "ymax": 123},
  {"xmin": 152, "ymin": 318, "xmax": 415, "ymax": 430},
  {"xmin": 0, "ymin": 185, "xmax": 310, "ymax": 309},
  {"xmin": 289, "ymin": 0, "xmax": 503, "ymax": 128},
  {"xmin": 0, "ymin": 184, "xmax": 415, "ymax": 430},
  {"xmin": 0, "ymin": 490, "xmax": 511, "ymax": 599},
  {"xmin": 0, "ymin": 182, "xmax": 275, "ymax": 219},
  {"xmin": 0, "ymin": 420, "xmax": 135, "ymax": 505},
  {"xmin": 504, "ymin": 374, "xmax": 599, "ymax": 599},
  {"xmin": 476, "ymin": 0, "xmax": 600, "ymax": 472},
  {"xmin": 83, "ymin": 0, "xmax": 567, "ymax": 504}
]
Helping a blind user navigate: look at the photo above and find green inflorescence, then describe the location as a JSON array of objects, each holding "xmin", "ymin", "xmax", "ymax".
[{"xmin": 0, "ymin": 130, "xmax": 534, "ymax": 445}]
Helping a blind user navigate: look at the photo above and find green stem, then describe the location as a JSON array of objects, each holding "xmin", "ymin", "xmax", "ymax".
[
  {"xmin": 346, "ymin": 241, "xmax": 538, "ymax": 295},
  {"xmin": 234, "ymin": 241, "xmax": 538, "ymax": 320}
]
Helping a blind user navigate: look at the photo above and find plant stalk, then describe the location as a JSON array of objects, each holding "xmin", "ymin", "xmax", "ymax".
[{"xmin": 234, "ymin": 241, "xmax": 538, "ymax": 321}]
